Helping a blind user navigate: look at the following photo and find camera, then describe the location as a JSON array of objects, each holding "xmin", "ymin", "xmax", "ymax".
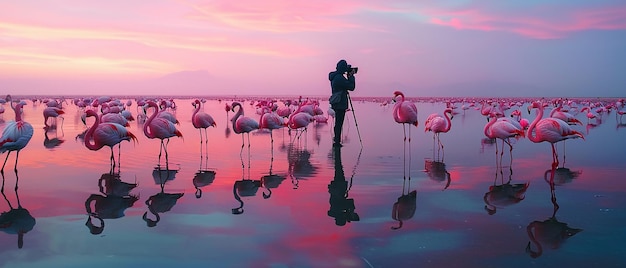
[{"xmin": 347, "ymin": 65, "xmax": 358, "ymax": 74}]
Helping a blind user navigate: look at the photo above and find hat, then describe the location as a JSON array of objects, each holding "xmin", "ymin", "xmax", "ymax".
[{"xmin": 336, "ymin": 60, "xmax": 348, "ymax": 73}]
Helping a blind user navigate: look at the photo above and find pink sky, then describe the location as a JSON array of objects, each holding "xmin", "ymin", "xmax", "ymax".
[{"xmin": 1, "ymin": 0, "xmax": 625, "ymax": 97}]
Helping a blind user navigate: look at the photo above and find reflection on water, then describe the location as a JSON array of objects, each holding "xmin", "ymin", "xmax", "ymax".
[
  {"xmin": 85, "ymin": 171, "xmax": 139, "ymax": 235},
  {"xmin": 526, "ymin": 162, "xmax": 583, "ymax": 258},
  {"xmin": 0, "ymin": 96, "xmax": 625, "ymax": 266},
  {"xmin": 0, "ymin": 170, "xmax": 36, "ymax": 249},
  {"xmin": 328, "ymin": 146, "xmax": 359, "ymax": 226}
]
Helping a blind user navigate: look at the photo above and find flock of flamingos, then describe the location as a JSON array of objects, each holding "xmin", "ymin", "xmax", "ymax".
[
  {"xmin": 0, "ymin": 92, "xmax": 625, "ymax": 173},
  {"xmin": 0, "ymin": 91, "xmax": 624, "ymax": 255}
]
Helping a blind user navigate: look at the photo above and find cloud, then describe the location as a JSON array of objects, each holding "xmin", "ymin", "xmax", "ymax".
[{"xmin": 424, "ymin": 4, "xmax": 626, "ymax": 39}]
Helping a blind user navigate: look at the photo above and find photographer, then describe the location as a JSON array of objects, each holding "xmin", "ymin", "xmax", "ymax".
[{"xmin": 328, "ymin": 59, "xmax": 356, "ymax": 147}]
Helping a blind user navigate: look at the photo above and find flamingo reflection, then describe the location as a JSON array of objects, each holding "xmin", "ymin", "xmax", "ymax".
[
  {"xmin": 391, "ymin": 176, "xmax": 416, "ymax": 230},
  {"xmin": 43, "ymin": 126, "xmax": 65, "ymax": 149},
  {"xmin": 525, "ymin": 162, "xmax": 582, "ymax": 258},
  {"xmin": 85, "ymin": 172, "xmax": 139, "ymax": 235},
  {"xmin": 328, "ymin": 146, "xmax": 359, "ymax": 226},
  {"xmin": 193, "ymin": 169, "xmax": 216, "ymax": 199},
  {"xmin": 424, "ymin": 159, "xmax": 451, "ymax": 190},
  {"xmin": 143, "ymin": 182, "xmax": 184, "ymax": 228},
  {"xmin": 0, "ymin": 169, "xmax": 36, "ymax": 249},
  {"xmin": 483, "ymin": 166, "xmax": 529, "ymax": 215},
  {"xmin": 287, "ymin": 142, "xmax": 318, "ymax": 189},
  {"xmin": 261, "ymin": 144, "xmax": 286, "ymax": 199},
  {"xmin": 231, "ymin": 151, "xmax": 262, "ymax": 214}
]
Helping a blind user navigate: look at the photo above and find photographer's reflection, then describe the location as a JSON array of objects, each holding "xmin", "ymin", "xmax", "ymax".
[
  {"xmin": 525, "ymin": 162, "xmax": 582, "ymax": 258},
  {"xmin": 0, "ymin": 170, "xmax": 36, "ymax": 248},
  {"xmin": 85, "ymin": 171, "xmax": 139, "ymax": 235},
  {"xmin": 328, "ymin": 147, "xmax": 359, "ymax": 226}
]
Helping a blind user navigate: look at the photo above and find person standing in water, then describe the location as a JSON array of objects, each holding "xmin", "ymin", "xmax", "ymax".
[{"xmin": 329, "ymin": 59, "xmax": 356, "ymax": 147}]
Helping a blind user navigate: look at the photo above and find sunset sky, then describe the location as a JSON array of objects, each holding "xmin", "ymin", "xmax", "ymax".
[{"xmin": 1, "ymin": 0, "xmax": 625, "ymax": 97}]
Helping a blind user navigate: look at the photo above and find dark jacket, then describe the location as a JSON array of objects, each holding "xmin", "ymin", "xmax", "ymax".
[{"xmin": 329, "ymin": 60, "xmax": 355, "ymax": 110}]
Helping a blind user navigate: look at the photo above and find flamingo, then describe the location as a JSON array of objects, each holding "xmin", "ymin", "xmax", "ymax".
[
  {"xmin": 143, "ymin": 101, "xmax": 183, "ymax": 162},
  {"xmin": 580, "ymin": 106, "xmax": 598, "ymax": 124},
  {"xmin": 424, "ymin": 108, "xmax": 453, "ymax": 153},
  {"xmin": 484, "ymin": 113, "xmax": 526, "ymax": 159},
  {"xmin": 158, "ymin": 100, "xmax": 179, "ymax": 125},
  {"xmin": 527, "ymin": 101, "xmax": 584, "ymax": 166},
  {"xmin": 259, "ymin": 106, "xmax": 286, "ymax": 145},
  {"xmin": 0, "ymin": 101, "xmax": 34, "ymax": 172},
  {"xmin": 392, "ymin": 91, "xmax": 418, "ymax": 141},
  {"xmin": 83, "ymin": 110, "xmax": 137, "ymax": 170},
  {"xmin": 100, "ymin": 112, "xmax": 130, "ymax": 127},
  {"xmin": 224, "ymin": 102, "xmax": 232, "ymax": 122},
  {"xmin": 230, "ymin": 102, "xmax": 259, "ymax": 152},
  {"xmin": 42, "ymin": 106, "xmax": 64, "ymax": 128},
  {"xmin": 192, "ymin": 99, "xmax": 216, "ymax": 152},
  {"xmin": 550, "ymin": 107, "xmax": 582, "ymax": 126},
  {"xmin": 287, "ymin": 104, "xmax": 314, "ymax": 140}
]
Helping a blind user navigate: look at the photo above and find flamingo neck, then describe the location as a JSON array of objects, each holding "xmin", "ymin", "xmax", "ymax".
[
  {"xmin": 526, "ymin": 222, "xmax": 543, "ymax": 258},
  {"xmin": 143, "ymin": 102, "xmax": 159, "ymax": 138},
  {"xmin": 192, "ymin": 101, "xmax": 201, "ymax": 118},
  {"xmin": 14, "ymin": 104, "xmax": 24, "ymax": 122},
  {"xmin": 444, "ymin": 111, "xmax": 452, "ymax": 132},
  {"xmin": 483, "ymin": 115, "xmax": 497, "ymax": 138},
  {"xmin": 231, "ymin": 103, "xmax": 243, "ymax": 129},
  {"xmin": 84, "ymin": 112, "xmax": 101, "ymax": 150},
  {"xmin": 527, "ymin": 103, "xmax": 544, "ymax": 143}
]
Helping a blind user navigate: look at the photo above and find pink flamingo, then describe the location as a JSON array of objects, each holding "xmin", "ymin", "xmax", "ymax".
[
  {"xmin": 84, "ymin": 110, "xmax": 137, "ymax": 170},
  {"xmin": 484, "ymin": 113, "xmax": 525, "ymax": 159},
  {"xmin": 100, "ymin": 112, "xmax": 130, "ymax": 127},
  {"xmin": 424, "ymin": 108, "xmax": 453, "ymax": 153},
  {"xmin": 230, "ymin": 102, "xmax": 259, "ymax": 152},
  {"xmin": 192, "ymin": 99, "xmax": 216, "ymax": 149},
  {"xmin": 224, "ymin": 102, "xmax": 232, "ymax": 122},
  {"xmin": 580, "ymin": 106, "xmax": 598, "ymax": 123},
  {"xmin": 143, "ymin": 101, "xmax": 183, "ymax": 162},
  {"xmin": 259, "ymin": 106, "xmax": 286, "ymax": 145},
  {"xmin": 392, "ymin": 91, "xmax": 418, "ymax": 141},
  {"xmin": 158, "ymin": 100, "xmax": 179, "ymax": 125},
  {"xmin": 287, "ymin": 104, "xmax": 314, "ymax": 140},
  {"xmin": 550, "ymin": 107, "xmax": 582, "ymax": 126},
  {"xmin": 527, "ymin": 101, "xmax": 584, "ymax": 166},
  {"xmin": 43, "ymin": 107, "xmax": 65, "ymax": 128},
  {"xmin": 0, "ymin": 100, "xmax": 33, "ymax": 172},
  {"xmin": 510, "ymin": 109, "xmax": 530, "ymax": 130}
]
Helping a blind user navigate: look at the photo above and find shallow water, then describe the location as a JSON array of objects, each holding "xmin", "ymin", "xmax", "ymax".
[{"xmin": 1, "ymin": 97, "xmax": 625, "ymax": 268}]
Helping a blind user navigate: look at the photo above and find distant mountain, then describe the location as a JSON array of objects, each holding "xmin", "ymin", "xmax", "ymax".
[
  {"xmin": 426, "ymin": 80, "xmax": 549, "ymax": 97},
  {"xmin": 148, "ymin": 70, "xmax": 213, "ymax": 91}
]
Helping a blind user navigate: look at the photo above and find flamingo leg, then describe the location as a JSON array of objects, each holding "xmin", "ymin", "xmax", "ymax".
[
  {"xmin": 2, "ymin": 151, "xmax": 11, "ymax": 172},
  {"xmin": 551, "ymin": 144, "xmax": 559, "ymax": 167},
  {"xmin": 110, "ymin": 147, "xmax": 115, "ymax": 171},
  {"xmin": 165, "ymin": 139, "xmax": 170, "ymax": 163}
]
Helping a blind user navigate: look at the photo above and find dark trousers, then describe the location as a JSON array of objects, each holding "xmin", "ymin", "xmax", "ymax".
[{"xmin": 333, "ymin": 108, "xmax": 346, "ymax": 143}]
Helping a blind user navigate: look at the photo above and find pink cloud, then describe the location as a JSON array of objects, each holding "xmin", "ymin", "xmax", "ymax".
[
  {"xmin": 182, "ymin": 0, "xmax": 364, "ymax": 33},
  {"xmin": 426, "ymin": 5, "xmax": 626, "ymax": 39}
]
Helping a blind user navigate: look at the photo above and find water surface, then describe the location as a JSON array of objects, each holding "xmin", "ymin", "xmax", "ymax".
[{"xmin": 1, "ymin": 97, "xmax": 625, "ymax": 268}]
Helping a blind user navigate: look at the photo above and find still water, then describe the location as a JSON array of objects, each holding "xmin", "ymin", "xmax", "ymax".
[{"xmin": 0, "ymin": 96, "xmax": 625, "ymax": 268}]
